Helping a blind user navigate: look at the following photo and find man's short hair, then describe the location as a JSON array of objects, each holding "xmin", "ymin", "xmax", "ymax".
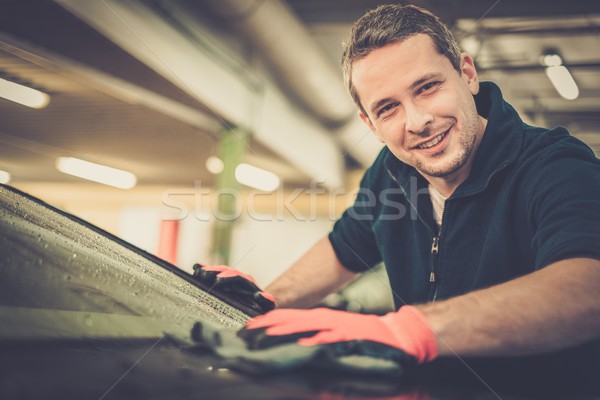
[{"xmin": 341, "ymin": 4, "xmax": 462, "ymax": 115}]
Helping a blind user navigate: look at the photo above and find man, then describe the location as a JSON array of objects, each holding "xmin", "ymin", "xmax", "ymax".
[{"xmin": 195, "ymin": 4, "xmax": 600, "ymax": 377}]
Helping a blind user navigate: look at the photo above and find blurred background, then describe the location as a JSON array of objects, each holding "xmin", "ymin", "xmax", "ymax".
[{"xmin": 1, "ymin": 0, "xmax": 599, "ymax": 311}]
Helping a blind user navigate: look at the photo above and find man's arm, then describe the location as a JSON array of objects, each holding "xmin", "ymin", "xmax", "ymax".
[
  {"xmin": 266, "ymin": 236, "xmax": 358, "ymax": 308},
  {"xmin": 419, "ymin": 257, "xmax": 600, "ymax": 357}
]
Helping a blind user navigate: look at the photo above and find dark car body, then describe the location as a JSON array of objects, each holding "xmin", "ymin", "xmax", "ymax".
[{"xmin": 0, "ymin": 184, "xmax": 598, "ymax": 399}]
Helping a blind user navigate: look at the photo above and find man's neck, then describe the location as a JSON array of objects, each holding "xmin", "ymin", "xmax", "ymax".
[{"xmin": 427, "ymin": 175, "xmax": 463, "ymax": 198}]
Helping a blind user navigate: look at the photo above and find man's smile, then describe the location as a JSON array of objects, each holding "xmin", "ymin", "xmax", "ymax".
[{"xmin": 413, "ymin": 128, "xmax": 450, "ymax": 150}]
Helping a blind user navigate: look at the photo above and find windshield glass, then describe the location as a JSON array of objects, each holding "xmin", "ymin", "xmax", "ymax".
[{"xmin": 0, "ymin": 184, "xmax": 249, "ymax": 341}]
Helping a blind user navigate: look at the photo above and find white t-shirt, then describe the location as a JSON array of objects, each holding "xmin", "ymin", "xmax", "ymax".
[{"xmin": 429, "ymin": 183, "xmax": 447, "ymax": 229}]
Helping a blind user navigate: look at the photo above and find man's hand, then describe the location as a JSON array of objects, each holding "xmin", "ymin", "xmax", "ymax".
[
  {"xmin": 238, "ymin": 306, "xmax": 438, "ymax": 364},
  {"xmin": 190, "ymin": 306, "xmax": 436, "ymax": 375},
  {"xmin": 192, "ymin": 264, "xmax": 276, "ymax": 314}
]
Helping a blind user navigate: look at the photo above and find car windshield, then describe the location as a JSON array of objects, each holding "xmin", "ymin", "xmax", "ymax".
[{"xmin": 0, "ymin": 184, "xmax": 249, "ymax": 342}]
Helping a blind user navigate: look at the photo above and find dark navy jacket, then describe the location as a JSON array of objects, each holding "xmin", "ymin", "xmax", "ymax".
[{"xmin": 329, "ymin": 82, "xmax": 600, "ymax": 380}]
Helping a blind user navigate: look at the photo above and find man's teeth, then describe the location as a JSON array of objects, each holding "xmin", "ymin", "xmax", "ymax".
[{"xmin": 418, "ymin": 132, "xmax": 446, "ymax": 149}]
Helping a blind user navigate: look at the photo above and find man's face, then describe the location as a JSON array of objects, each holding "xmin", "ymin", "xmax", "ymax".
[{"xmin": 353, "ymin": 34, "xmax": 485, "ymax": 184}]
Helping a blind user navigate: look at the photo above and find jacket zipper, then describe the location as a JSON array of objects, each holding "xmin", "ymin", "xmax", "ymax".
[
  {"xmin": 430, "ymin": 234, "xmax": 440, "ymax": 301},
  {"xmin": 430, "ymin": 235, "xmax": 439, "ymax": 283},
  {"xmin": 429, "ymin": 197, "xmax": 446, "ymax": 301},
  {"xmin": 385, "ymin": 166, "xmax": 442, "ymax": 301},
  {"xmin": 430, "ymin": 201, "xmax": 445, "ymax": 301}
]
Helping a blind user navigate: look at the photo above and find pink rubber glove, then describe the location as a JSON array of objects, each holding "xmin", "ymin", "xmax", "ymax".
[
  {"xmin": 241, "ymin": 306, "xmax": 437, "ymax": 364},
  {"xmin": 192, "ymin": 264, "xmax": 276, "ymax": 313}
]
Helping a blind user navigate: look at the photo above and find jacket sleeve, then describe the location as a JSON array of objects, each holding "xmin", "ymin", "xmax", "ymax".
[
  {"xmin": 328, "ymin": 152, "xmax": 386, "ymax": 273},
  {"xmin": 524, "ymin": 135, "xmax": 600, "ymax": 268}
]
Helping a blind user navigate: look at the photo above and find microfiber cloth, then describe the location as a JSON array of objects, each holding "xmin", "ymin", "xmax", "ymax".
[{"xmin": 189, "ymin": 320, "xmax": 411, "ymax": 376}]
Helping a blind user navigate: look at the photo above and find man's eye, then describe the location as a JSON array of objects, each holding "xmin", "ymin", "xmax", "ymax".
[
  {"xmin": 377, "ymin": 103, "xmax": 397, "ymax": 117},
  {"xmin": 418, "ymin": 81, "xmax": 439, "ymax": 94}
]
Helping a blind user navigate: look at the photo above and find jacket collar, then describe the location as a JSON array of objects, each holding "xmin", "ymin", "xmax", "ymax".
[
  {"xmin": 383, "ymin": 81, "xmax": 524, "ymax": 198},
  {"xmin": 454, "ymin": 81, "xmax": 524, "ymax": 197}
]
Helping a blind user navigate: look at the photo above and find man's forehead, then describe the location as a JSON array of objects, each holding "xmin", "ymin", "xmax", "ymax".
[{"xmin": 352, "ymin": 34, "xmax": 442, "ymax": 82}]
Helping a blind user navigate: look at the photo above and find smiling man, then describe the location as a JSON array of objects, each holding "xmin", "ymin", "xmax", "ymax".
[{"xmin": 195, "ymin": 4, "xmax": 600, "ymax": 377}]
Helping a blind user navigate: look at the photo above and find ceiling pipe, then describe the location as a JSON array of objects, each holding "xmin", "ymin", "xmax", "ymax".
[
  {"xmin": 198, "ymin": 0, "xmax": 383, "ymax": 167},
  {"xmin": 57, "ymin": 0, "xmax": 345, "ymax": 188},
  {"xmin": 199, "ymin": 0, "xmax": 354, "ymax": 127}
]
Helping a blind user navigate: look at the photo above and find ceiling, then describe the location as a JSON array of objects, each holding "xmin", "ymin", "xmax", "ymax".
[{"xmin": 0, "ymin": 0, "xmax": 599, "ymax": 190}]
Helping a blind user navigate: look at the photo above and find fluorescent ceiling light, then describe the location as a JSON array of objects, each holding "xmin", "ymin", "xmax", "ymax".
[
  {"xmin": 545, "ymin": 65, "xmax": 579, "ymax": 100},
  {"xmin": 235, "ymin": 163, "xmax": 280, "ymax": 192},
  {"xmin": 56, "ymin": 157, "xmax": 137, "ymax": 189},
  {"xmin": 0, "ymin": 78, "xmax": 50, "ymax": 109},
  {"xmin": 0, "ymin": 170, "xmax": 10, "ymax": 184},
  {"xmin": 205, "ymin": 156, "xmax": 224, "ymax": 174},
  {"xmin": 540, "ymin": 50, "xmax": 579, "ymax": 101}
]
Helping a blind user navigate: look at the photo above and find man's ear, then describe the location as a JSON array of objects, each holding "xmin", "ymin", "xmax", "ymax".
[
  {"xmin": 460, "ymin": 53, "xmax": 479, "ymax": 96},
  {"xmin": 359, "ymin": 111, "xmax": 384, "ymax": 143}
]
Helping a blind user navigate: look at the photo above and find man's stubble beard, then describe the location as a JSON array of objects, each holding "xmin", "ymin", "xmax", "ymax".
[{"xmin": 415, "ymin": 111, "xmax": 482, "ymax": 179}]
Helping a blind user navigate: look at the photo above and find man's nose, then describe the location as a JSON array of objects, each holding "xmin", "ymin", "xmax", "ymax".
[{"xmin": 405, "ymin": 104, "xmax": 433, "ymax": 135}]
